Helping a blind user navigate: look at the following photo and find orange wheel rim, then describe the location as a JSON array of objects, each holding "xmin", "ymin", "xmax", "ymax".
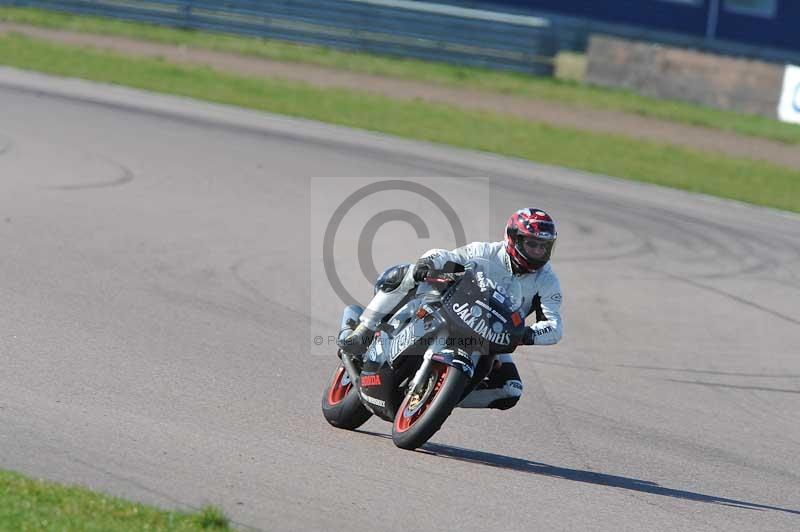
[
  {"xmin": 327, "ymin": 365, "xmax": 352, "ymax": 405},
  {"xmin": 394, "ymin": 363, "xmax": 448, "ymax": 433}
]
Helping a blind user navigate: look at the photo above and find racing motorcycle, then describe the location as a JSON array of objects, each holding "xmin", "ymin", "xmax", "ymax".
[{"xmin": 321, "ymin": 258, "xmax": 526, "ymax": 450}]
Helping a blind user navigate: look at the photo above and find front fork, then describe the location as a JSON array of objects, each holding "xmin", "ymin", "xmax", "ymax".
[
  {"xmin": 407, "ymin": 329, "xmax": 478, "ymax": 395},
  {"xmin": 339, "ymin": 350, "xmax": 361, "ymax": 389}
]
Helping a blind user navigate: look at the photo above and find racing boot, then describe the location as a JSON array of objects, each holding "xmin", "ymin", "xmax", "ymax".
[{"xmin": 337, "ymin": 322, "xmax": 375, "ymax": 358}]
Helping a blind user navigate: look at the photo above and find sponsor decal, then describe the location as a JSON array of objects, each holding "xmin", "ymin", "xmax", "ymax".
[
  {"xmin": 501, "ymin": 252, "xmax": 513, "ymax": 273},
  {"xmin": 476, "ymin": 271, "xmax": 497, "ymax": 292},
  {"xmin": 532, "ymin": 326, "xmax": 553, "ymax": 337},
  {"xmin": 452, "ymin": 302, "xmax": 511, "ymax": 345},
  {"xmin": 492, "ymin": 290, "xmax": 506, "ymax": 304},
  {"xmin": 491, "ymin": 321, "xmax": 504, "ymax": 334},
  {"xmin": 549, "ymin": 292, "xmax": 562, "ymax": 303},
  {"xmin": 475, "ymin": 300, "xmax": 491, "ymax": 310},
  {"xmin": 490, "ymin": 308, "xmax": 507, "ymax": 323},
  {"xmin": 390, "ymin": 325, "xmax": 414, "ymax": 360},
  {"xmin": 368, "ymin": 343, "xmax": 380, "ymax": 361},
  {"xmin": 360, "ymin": 392, "xmax": 386, "ymax": 408},
  {"xmin": 511, "ymin": 312, "xmax": 522, "ymax": 327},
  {"xmin": 361, "ymin": 374, "xmax": 382, "ymax": 387},
  {"xmin": 507, "ymin": 380, "xmax": 523, "ymax": 391}
]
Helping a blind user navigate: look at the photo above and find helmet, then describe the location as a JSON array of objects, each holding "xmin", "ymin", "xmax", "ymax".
[{"xmin": 505, "ymin": 208, "xmax": 557, "ymax": 273}]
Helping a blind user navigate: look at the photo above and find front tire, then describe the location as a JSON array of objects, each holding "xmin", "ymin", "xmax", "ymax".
[
  {"xmin": 321, "ymin": 363, "xmax": 372, "ymax": 430},
  {"xmin": 391, "ymin": 362, "xmax": 469, "ymax": 450}
]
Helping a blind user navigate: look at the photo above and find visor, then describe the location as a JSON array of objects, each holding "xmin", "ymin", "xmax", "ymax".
[{"xmin": 522, "ymin": 237, "xmax": 553, "ymax": 257}]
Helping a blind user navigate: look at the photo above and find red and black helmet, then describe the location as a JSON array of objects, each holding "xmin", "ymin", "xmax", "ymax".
[{"xmin": 505, "ymin": 208, "xmax": 557, "ymax": 273}]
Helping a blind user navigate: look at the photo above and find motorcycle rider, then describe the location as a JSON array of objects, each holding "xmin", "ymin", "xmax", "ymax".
[{"xmin": 338, "ymin": 208, "xmax": 563, "ymax": 410}]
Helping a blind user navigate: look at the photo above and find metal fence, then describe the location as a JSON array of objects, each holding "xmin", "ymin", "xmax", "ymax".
[
  {"xmin": 2, "ymin": 0, "xmax": 558, "ymax": 74},
  {"xmin": 435, "ymin": 0, "xmax": 800, "ymax": 67}
]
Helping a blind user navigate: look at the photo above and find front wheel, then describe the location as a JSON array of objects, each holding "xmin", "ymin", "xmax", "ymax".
[
  {"xmin": 321, "ymin": 363, "xmax": 372, "ymax": 430},
  {"xmin": 391, "ymin": 362, "xmax": 469, "ymax": 450}
]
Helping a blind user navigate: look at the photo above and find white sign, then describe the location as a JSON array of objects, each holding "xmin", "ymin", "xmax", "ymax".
[{"xmin": 777, "ymin": 64, "xmax": 800, "ymax": 124}]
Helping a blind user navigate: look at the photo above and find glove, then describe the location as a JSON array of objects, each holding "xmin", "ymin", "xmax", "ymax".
[
  {"xmin": 520, "ymin": 327, "xmax": 536, "ymax": 346},
  {"xmin": 413, "ymin": 257, "xmax": 435, "ymax": 282}
]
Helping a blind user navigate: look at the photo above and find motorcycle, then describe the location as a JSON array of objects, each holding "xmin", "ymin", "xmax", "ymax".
[{"xmin": 321, "ymin": 258, "xmax": 527, "ymax": 450}]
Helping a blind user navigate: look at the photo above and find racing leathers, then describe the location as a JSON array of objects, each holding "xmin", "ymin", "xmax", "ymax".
[{"xmin": 357, "ymin": 241, "xmax": 563, "ymax": 410}]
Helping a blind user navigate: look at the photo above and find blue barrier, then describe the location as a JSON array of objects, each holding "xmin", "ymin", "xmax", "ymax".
[{"xmin": 1, "ymin": 0, "xmax": 558, "ymax": 74}]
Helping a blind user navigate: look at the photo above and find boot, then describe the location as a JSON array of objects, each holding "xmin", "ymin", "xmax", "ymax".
[{"xmin": 337, "ymin": 322, "xmax": 375, "ymax": 358}]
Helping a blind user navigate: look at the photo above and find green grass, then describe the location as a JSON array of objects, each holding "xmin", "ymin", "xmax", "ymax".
[
  {"xmin": 0, "ymin": 32, "xmax": 798, "ymax": 212},
  {"xmin": 0, "ymin": 470, "xmax": 230, "ymax": 531},
  {"xmin": 2, "ymin": 6, "xmax": 800, "ymax": 144}
]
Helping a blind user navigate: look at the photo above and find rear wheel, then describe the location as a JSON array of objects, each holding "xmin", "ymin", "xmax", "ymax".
[
  {"xmin": 391, "ymin": 362, "xmax": 469, "ymax": 450},
  {"xmin": 321, "ymin": 363, "xmax": 372, "ymax": 430}
]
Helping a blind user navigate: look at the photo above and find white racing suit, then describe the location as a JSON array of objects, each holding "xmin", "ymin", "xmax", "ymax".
[{"xmin": 359, "ymin": 241, "xmax": 563, "ymax": 410}]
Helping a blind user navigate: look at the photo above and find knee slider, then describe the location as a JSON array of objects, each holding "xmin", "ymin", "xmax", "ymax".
[
  {"xmin": 488, "ymin": 397, "xmax": 520, "ymax": 410},
  {"xmin": 374, "ymin": 264, "xmax": 411, "ymax": 294}
]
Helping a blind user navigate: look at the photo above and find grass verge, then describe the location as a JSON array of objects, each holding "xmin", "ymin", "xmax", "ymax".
[
  {"xmin": 0, "ymin": 32, "xmax": 798, "ymax": 213},
  {"xmin": 2, "ymin": 6, "xmax": 800, "ymax": 144},
  {"xmin": 0, "ymin": 469, "xmax": 230, "ymax": 531}
]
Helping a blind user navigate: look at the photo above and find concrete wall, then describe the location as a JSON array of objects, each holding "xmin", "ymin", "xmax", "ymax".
[{"xmin": 585, "ymin": 35, "xmax": 784, "ymax": 118}]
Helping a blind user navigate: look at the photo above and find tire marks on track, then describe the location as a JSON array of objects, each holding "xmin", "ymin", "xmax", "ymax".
[
  {"xmin": 0, "ymin": 133, "xmax": 13, "ymax": 156},
  {"xmin": 50, "ymin": 154, "xmax": 135, "ymax": 190},
  {"xmin": 664, "ymin": 379, "xmax": 800, "ymax": 394},
  {"xmin": 649, "ymin": 269, "xmax": 800, "ymax": 326}
]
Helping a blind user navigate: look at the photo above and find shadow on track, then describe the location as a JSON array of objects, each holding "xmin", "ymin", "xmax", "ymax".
[
  {"xmin": 663, "ymin": 378, "xmax": 800, "ymax": 394},
  {"xmin": 356, "ymin": 430, "xmax": 800, "ymax": 516}
]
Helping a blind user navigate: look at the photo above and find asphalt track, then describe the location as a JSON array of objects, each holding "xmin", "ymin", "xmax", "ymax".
[{"xmin": 0, "ymin": 68, "xmax": 798, "ymax": 531}]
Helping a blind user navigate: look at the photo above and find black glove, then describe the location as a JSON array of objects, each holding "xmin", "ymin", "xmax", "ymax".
[
  {"xmin": 520, "ymin": 327, "xmax": 536, "ymax": 346},
  {"xmin": 413, "ymin": 257, "xmax": 435, "ymax": 282}
]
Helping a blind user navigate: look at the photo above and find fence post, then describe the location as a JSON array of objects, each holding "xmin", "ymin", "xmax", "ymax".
[{"xmin": 180, "ymin": 0, "xmax": 193, "ymax": 30}]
